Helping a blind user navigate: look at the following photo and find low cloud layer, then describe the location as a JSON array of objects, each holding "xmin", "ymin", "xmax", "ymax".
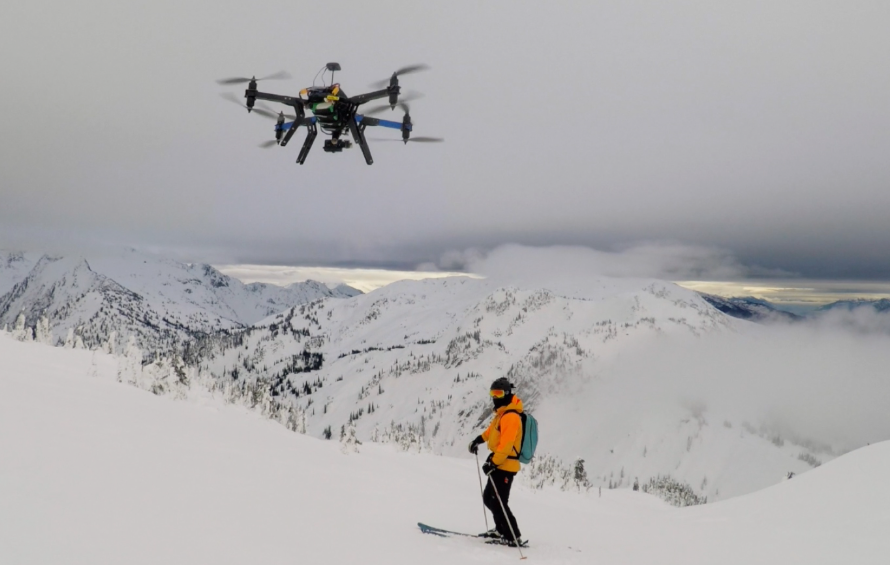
[
  {"xmin": 442, "ymin": 243, "xmax": 783, "ymax": 283},
  {"xmin": 593, "ymin": 315, "xmax": 890, "ymax": 456}
]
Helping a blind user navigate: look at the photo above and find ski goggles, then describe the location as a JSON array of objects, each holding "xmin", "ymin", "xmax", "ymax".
[{"xmin": 489, "ymin": 389, "xmax": 509, "ymax": 399}]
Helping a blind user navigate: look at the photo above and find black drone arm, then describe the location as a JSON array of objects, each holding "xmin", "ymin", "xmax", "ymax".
[
  {"xmin": 252, "ymin": 90, "xmax": 307, "ymax": 109},
  {"xmin": 349, "ymin": 88, "xmax": 393, "ymax": 106}
]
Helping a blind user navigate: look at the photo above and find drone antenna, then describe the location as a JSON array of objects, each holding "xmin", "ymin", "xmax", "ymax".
[
  {"xmin": 312, "ymin": 64, "xmax": 326, "ymax": 87},
  {"xmin": 325, "ymin": 62, "xmax": 341, "ymax": 87}
]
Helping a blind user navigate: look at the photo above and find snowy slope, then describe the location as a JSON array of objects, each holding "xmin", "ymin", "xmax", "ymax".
[
  {"xmin": 189, "ymin": 275, "xmax": 841, "ymax": 499},
  {"xmin": 0, "ymin": 249, "xmax": 360, "ymax": 350},
  {"xmin": 190, "ymin": 273, "xmax": 890, "ymax": 500},
  {"xmin": 1, "ymin": 332, "xmax": 888, "ymax": 565},
  {"xmin": 0, "ymin": 250, "xmax": 39, "ymax": 296}
]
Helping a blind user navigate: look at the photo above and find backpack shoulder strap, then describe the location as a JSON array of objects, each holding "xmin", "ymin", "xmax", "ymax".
[{"xmin": 499, "ymin": 409, "xmax": 525, "ymax": 459}]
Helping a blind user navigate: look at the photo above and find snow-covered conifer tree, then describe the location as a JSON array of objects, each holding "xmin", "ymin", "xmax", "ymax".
[
  {"xmin": 12, "ymin": 313, "xmax": 32, "ymax": 342},
  {"xmin": 120, "ymin": 336, "xmax": 142, "ymax": 384},
  {"xmin": 103, "ymin": 331, "xmax": 118, "ymax": 355},
  {"xmin": 341, "ymin": 422, "xmax": 360, "ymax": 454},
  {"xmin": 34, "ymin": 314, "xmax": 52, "ymax": 345},
  {"xmin": 573, "ymin": 458, "xmax": 590, "ymax": 492}
]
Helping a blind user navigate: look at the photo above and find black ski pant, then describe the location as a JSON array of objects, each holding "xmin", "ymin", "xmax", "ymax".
[{"xmin": 483, "ymin": 469, "xmax": 521, "ymax": 539}]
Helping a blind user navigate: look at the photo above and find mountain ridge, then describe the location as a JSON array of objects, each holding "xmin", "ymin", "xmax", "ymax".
[{"xmin": 0, "ymin": 248, "xmax": 361, "ymax": 350}]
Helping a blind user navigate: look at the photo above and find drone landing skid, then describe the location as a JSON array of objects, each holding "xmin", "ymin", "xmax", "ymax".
[
  {"xmin": 348, "ymin": 120, "xmax": 373, "ymax": 165},
  {"xmin": 297, "ymin": 122, "xmax": 317, "ymax": 165}
]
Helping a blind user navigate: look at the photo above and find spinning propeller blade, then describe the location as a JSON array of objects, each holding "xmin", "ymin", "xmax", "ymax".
[
  {"xmin": 369, "ymin": 64, "xmax": 430, "ymax": 88},
  {"xmin": 362, "ymin": 93, "xmax": 424, "ymax": 115},
  {"xmin": 220, "ymin": 93, "xmax": 279, "ymax": 119},
  {"xmin": 256, "ymin": 102, "xmax": 295, "ymax": 120},
  {"xmin": 258, "ymin": 140, "xmax": 279, "ymax": 148},
  {"xmin": 216, "ymin": 70, "xmax": 291, "ymax": 85}
]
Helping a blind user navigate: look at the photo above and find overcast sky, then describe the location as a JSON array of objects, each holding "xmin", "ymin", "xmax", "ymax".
[{"xmin": 2, "ymin": 1, "xmax": 889, "ymax": 279}]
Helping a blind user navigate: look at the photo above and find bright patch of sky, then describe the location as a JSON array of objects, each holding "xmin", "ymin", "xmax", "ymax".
[
  {"xmin": 677, "ymin": 280, "xmax": 890, "ymax": 307},
  {"xmin": 215, "ymin": 264, "xmax": 475, "ymax": 293},
  {"xmin": 218, "ymin": 262, "xmax": 890, "ymax": 309}
]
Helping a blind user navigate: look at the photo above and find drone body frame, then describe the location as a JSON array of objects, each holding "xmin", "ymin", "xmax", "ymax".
[{"xmin": 221, "ymin": 63, "xmax": 439, "ymax": 165}]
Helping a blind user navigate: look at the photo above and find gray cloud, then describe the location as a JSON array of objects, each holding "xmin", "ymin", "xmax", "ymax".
[
  {"xmin": 2, "ymin": 1, "xmax": 889, "ymax": 278},
  {"xmin": 438, "ymin": 243, "xmax": 789, "ymax": 282},
  {"xmin": 606, "ymin": 318, "xmax": 890, "ymax": 454}
]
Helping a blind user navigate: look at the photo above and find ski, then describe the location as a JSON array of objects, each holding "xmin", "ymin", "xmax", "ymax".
[
  {"xmin": 418, "ymin": 523, "xmax": 530, "ymax": 548},
  {"xmin": 417, "ymin": 522, "xmax": 480, "ymax": 538}
]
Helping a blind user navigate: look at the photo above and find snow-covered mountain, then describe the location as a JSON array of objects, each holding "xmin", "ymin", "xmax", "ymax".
[
  {"xmin": 4, "ymin": 252, "xmax": 883, "ymax": 502},
  {"xmin": 699, "ymin": 293, "xmax": 802, "ymax": 322},
  {"xmin": 0, "ymin": 248, "xmax": 360, "ymax": 350},
  {"xmin": 187, "ymin": 275, "xmax": 839, "ymax": 499},
  {"xmin": 3, "ymin": 331, "xmax": 888, "ymax": 565},
  {"xmin": 0, "ymin": 251, "xmax": 40, "ymax": 295}
]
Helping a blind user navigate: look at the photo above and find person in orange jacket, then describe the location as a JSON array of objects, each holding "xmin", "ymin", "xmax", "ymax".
[{"xmin": 468, "ymin": 377, "xmax": 524, "ymax": 545}]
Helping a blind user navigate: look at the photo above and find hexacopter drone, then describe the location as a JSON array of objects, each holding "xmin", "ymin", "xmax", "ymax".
[{"xmin": 218, "ymin": 63, "xmax": 443, "ymax": 165}]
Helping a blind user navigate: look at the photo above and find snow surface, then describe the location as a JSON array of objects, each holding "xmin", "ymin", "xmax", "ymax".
[{"xmin": 2, "ymin": 333, "xmax": 889, "ymax": 565}]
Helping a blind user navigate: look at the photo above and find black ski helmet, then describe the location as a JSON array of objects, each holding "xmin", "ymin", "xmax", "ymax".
[
  {"xmin": 490, "ymin": 377, "xmax": 515, "ymax": 407},
  {"xmin": 490, "ymin": 377, "xmax": 514, "ymax": 393}
]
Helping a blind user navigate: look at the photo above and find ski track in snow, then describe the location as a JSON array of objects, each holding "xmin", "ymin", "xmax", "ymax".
[{"xmin": 2, "ymin": 334, "xmax": 889, "ymax": 565}]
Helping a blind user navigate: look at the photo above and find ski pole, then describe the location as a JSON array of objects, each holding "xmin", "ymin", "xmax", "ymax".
[
  {"xmin": 487, "ymin": 472, "xmax": 526, "ymax": 560},
  {"xmin": 474, "ymin": 451, "xmax": 490, "ymax": 532}
]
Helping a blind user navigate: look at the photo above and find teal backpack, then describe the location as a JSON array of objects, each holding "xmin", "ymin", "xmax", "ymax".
[{"xmin": 503, "ymin": 409, "xmax": 539, "ymax": 464}]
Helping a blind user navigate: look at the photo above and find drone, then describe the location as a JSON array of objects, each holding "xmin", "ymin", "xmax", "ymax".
[{"xmin": 218, "ymin": 63, "xmax": 443, "ymax": 165}]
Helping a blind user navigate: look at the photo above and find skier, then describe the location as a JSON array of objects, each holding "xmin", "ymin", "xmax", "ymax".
[{"xmin": 467, "ymin": 377, "xmax": 525, "ymax": 546}]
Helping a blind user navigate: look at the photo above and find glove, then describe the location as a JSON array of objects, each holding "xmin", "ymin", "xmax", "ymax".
[
  {"xmin": 482, "ymin": 454, "xmax": 495, "ymax": 475},
  {"xmin": 468, "ymin": 435, "xmax": 484, "ymax": 455}
]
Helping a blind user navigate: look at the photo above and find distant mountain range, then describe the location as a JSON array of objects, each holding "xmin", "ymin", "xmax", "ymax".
[
  {"xmin": 817, "ymin": 298, "xmax": 890, "ymax": 313},
  {"xmin": 698, "ymin": 293, "xmax": 803, "ymax": 322},
  {"xmin": 0, "ymin": 249, "xmax": 360, "ymax": 351},
  {"xmin": 699, "ymin": 293, "xmax": 890, "ymax": 322}
]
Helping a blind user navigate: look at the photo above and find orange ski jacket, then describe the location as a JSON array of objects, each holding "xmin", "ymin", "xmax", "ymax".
[{"xmin": 481, "ymin": 396, "xmax": 524, "ymax": 473}]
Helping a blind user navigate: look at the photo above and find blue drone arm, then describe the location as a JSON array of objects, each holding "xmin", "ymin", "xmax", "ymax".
[{"xmin": 355, "ymin": 115, "xmax": 411, "ymax": 131}]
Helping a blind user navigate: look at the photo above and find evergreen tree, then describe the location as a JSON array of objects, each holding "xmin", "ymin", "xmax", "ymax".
[
  {"xmin": 573, "ymin": 458, "xmax": 590, "ymax": 491},
  {"xmin": 341, "ymin": 422, "xmax": 360, "ymax": 454},
  {"xmin": 12, "ymin": 313, "xmax": 32, "ymax": 342},
  {"xmin": 34, "ymin": 314, "xmax": 52, "ymax": 345}
]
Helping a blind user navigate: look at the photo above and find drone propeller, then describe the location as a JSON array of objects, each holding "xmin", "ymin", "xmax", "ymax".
[
  {"xmin": 220, "ymin": 93, "xmax": 281, "ymax": 119},
  {"xmin": 216, "ymin": 70, "xmax": 291, "ymax": 85},
  {"xmin": 222, "ymin": 95, "xmax": 296, "ymax": 121},
  {"xmin": 258, "ymin": 140, "xmax": 279, "ymax": 148},
  {"xmin": 362, "ymin": 94, "xmax": 424, "ymax": 115},
  {"xmin": 259, "ymin": 102, "xmax": 296, "ymax": 120},
  {"xmin": 369, "ymin": 64, "xmax": 430, "ymax": 88}
]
